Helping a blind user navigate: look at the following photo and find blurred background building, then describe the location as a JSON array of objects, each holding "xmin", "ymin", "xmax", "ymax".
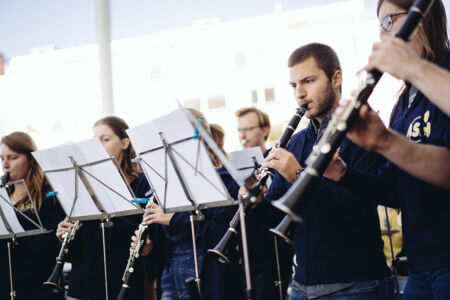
[{"xmin": 1, "ymin": 0, "xmax": 438, "ymax": 153}]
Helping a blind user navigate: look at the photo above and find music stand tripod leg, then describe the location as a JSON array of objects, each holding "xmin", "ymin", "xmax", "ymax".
[
  {"xmin": 100, "ymin": 219, "xmax": 111, "ymax": 300},
  {"xmin": 190, "ymin": 213, "xmax": 202, "ymax": 294},
  {"xmin": 7, "ymin": 239, "xmax": 16, "ymax": 300},
  {"xmin": 273, "ymin": 236, "xmax": 283, "ymax": 300},
  {"xmin": 238, "ymin": 201, "xmax": 253, "ymax": 300}
]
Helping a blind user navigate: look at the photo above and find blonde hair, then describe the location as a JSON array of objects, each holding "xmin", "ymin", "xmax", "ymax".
[{"xmin": 187, "ymin": 108, "xmax": 227, "ymax": 167}]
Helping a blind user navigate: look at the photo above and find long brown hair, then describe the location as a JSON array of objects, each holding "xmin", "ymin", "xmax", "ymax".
[
  {"xmin": 210, "ymin": 123, "xmax": 227, "ymax": 155},
  {"xmin": 377, "ymin": 0, "xmax": 450, "ymax": 63},
  {"xmin": 94, "ymin": 116, "xmax": 139, "ymax": 183},
  {"xmin": 188, "ymin": 108, "xmax": 227, "ymax": 167},
  {"xmin": 1, "ymin": 132, "xmax": 45, "ymax": 211}
]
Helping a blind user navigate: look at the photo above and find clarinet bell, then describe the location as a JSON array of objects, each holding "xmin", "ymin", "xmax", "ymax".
[
  {"xmin": 272, "ymin": 167, "xmax": 319, "ymax": 222},
  {"xmin": 269, "ymin": 216, "xmax": 294, "ymax": 245},
  {"xmin": 207, "ymin": 229, "xmax": 238, "ymax": 264},
  {"xmin": 42, "ymin": 262, "xmax": 65, "ymax": 294}
]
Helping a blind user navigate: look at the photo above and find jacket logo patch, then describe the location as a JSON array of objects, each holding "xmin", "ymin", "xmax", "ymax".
[{"xmin": 406, "ymin": 110, "xmax": 431, "ymax": 142}]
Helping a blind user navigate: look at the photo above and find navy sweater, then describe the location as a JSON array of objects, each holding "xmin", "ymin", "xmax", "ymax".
[
  {"xmin": 66, "ymin": 173, "xmax": 150, "ymax": 300},
  {"xmin": 341, "ymin": 55, "xmax": 450, "ymax": 273},
  {"xmin": 0, "ymin": 186, "xmax": 66, "ymax": 300},
  {"xmin": 262, "ymin": 119, "xmax": 391, "ymax": 285}
]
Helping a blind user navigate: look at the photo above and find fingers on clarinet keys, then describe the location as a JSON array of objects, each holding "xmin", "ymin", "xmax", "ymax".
[
  {"xmin": 56, "ymin": 219, "xmax": 77, "ymax": 240},
  {"xmin": 130, "ymin": 230, "xmax": 139, "ymax": 251}
]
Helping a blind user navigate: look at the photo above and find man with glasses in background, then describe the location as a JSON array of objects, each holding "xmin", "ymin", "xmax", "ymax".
[{"xmin": 236, "ymin": 107, "xmax": 271, "ymax": 155}]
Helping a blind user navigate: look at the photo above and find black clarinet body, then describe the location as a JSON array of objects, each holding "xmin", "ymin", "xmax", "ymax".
[
  {"xmin": 43, "ymin": 220, "xmax": 80, "ymax": 294},
  {"xmin": 117, "ymin": 222, "xmax": 149, "ymax": 300},
  {"xmin": 208, "ymin": 104, "xmax": 307, "ymax": 263},
  {"xmin": 0, "ymin": 172, "xmax": 10, "ymax": 188},
  {"xmin": 272, "ymin": 0, "xmax": 435, "ymax": 222},
  {"xmin": 269, "ymin": 215, "xmax": 294, "ymax": 245},
  {"xmin": 276, "ymin": 105, "xmax": 308, "ymax": 148}
]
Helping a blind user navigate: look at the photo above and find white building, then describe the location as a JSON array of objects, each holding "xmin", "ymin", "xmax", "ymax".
[{"xmin": 0, "ymin": 0, "xmax": 400, "ymax": 151}]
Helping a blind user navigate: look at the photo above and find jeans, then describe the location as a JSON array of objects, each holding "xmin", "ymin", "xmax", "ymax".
[
  {"xmin": 160, "ymin": 242, "xmax": 205, "ymax": 300},
  {"xmin": 403, "ymin": 268, "xmax": 450, "ymax": 300},
  {"xmin": 289, "ymin": 278, "xmax": 394, "ymax": 300}
]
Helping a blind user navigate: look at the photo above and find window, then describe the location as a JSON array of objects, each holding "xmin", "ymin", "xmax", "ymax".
[
  {"xmin": 184, "ymin": 98, "xmax": 201, "ymax": 109},
  {"xmin": 251, "ymin": 90, "xmax": 258, "ymax": 104},
  {"xmin": 208, "ymin": 95, "xmax": 226, "ymax": 109},
  {"xmin": 265, "ymin": 88, "xmax": 275, "ymax": 102}
]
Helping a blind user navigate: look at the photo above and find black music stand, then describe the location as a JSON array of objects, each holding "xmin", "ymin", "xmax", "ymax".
[
  {"xmin": 127, "ymin": 109, "xmax": 235, "ymax": 295},
  {"xmin": 178, "ymin": 104, "xmax": 261, "ymax": 300},
  {"xmin": 33, "ymin": 138, "xmax": 145, "ymax": 300},
  {"xmin": 0, "ymin": 180, "xmax": 47, "ymax": 300}
]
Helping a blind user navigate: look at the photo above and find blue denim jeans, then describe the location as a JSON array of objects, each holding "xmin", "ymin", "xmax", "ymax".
[
  {"xmin": 403, "ymin": 268, "xmax": 450, "ymax": 300},
  {"xmin": 289, "ymin": 278, "xmax": 394, "ymax": 300},
  {"xmin": 160, "ymin": 242, "xmax": 205, "ymax": 300}
]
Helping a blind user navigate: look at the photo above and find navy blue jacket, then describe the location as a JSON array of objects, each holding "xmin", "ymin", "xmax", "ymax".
[
  {"xmin": 238, "ymin": 146, "xmax": 294, "ymax": 278},
  {"xmin": 0, "ymin": 186, "xmax": 66, "ymax": 300},
  {"xmin": 66, "ymin": 173, "xmax": 150, "ymax": 300},
  {"xmin": 200, "ymin": 166, "xmax": 245, "ymax": 300},
  {"xmin": 262, "ymin": 118, "xmax": 391, "ymax": 285},
  {"xmin": 341, "ymin": 54, "xmax": 450, "ymax": 273}
]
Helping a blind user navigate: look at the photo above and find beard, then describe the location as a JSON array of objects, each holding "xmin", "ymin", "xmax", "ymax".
[{"xmin": 315, "ymin": 81, "xmax": 336, "ymax": 120}]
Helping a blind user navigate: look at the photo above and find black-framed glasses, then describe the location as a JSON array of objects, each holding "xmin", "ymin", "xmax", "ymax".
[
  {"xmin": 237, "ymin": 126, "xmax": 260, "ymax": 133},
  {"xmin": 380, "ymin": 12, "xmax": 408, "ymax": 32}
]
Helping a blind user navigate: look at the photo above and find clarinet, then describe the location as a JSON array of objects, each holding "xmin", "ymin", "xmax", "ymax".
[
  {"xmin": 43, "ymin": 220, "xmax": 80, "ymax": 294},
  {"xmin": 272, "ymin": 0, "xmax": 435, "ymax": 222},
  {"xmin": 0, "ymin": 172, "xmax": 10, "ymax": 188},
  {"xmin": 208, "ymin": 104, "xmax": 307, "ymax": 263},
  {"xmin": 117, "ymin": 222, "xmax": 149, "ymax": 300}
]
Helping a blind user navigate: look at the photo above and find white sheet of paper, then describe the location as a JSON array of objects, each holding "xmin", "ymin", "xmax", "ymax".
[
  {"xmin": 229, "ymin": 147, "xmax": 271, "ymax": 188},
  {"xmin": 229, "ymin": 147, "xmax": 264, "ymax": 178},
  {"xmin": 127, "ymin": 119, "xmax": 188, "ymax": 209},
  {"xmin": 0, "ymin": 188, "xmax": 25, "ymax": 235},
  {"xmin": 127, "ymin": 109, "xmax": 232, "ymax": 211},
  {"xmin": 32, "ymin": 138, "xmax": 139, "ymax": 220}
]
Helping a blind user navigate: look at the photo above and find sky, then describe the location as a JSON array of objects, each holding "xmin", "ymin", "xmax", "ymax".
[{"xmin": 0, "ymin": 0, "xmax": 382, "ymax": 59}]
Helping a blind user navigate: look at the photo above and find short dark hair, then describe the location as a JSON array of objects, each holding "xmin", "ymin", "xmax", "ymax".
[
  {"xmin": 288, "ymin": 43, "xmax": 342, "ymax": 83},
  {"xmin": 377, "ymin": 0, "xmax": 449, "ymax": 63}
]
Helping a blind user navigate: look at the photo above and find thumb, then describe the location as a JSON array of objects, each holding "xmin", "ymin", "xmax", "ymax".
[
  {"xmin": 332, "ymin": 147, "xmax": 341, "ymax": 161},
  {"xmin": 359, "ymin": 104, "xmax": 370, "ymax": 119}
]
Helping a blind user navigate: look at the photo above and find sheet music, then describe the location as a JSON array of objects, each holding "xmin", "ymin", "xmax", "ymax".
[
  {"xmin": 0, "ymin": 188, "xmax": 25, "ymax": 235},
  {"xmin": 229, "ymin": 147, "xmax": 264, "ymax": 178},
  {"xmin": 32, "ymin": 138, "xmax": 140, "ymax": 220},
  {"xmin": 127, "ymin": 109, "xmax": 233, "ymax": 212},
  {"xmin": 229, "ymin": 147, "xmax": 271, "ymax": 189}
]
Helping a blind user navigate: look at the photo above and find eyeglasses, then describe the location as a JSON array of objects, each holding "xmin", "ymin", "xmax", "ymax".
[
  {"xmin": 237, "ymin": 126, "xmax": 260, "ymax": 133},
  {"xmin": 380, "ymin": 12, "xmax": 408, "ymax": 32}
]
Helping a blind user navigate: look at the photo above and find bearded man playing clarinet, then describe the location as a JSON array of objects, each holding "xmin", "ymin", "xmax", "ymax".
[{"xmin": 257, "ymin": 43, "xmax": 394, "ymax": 299}]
